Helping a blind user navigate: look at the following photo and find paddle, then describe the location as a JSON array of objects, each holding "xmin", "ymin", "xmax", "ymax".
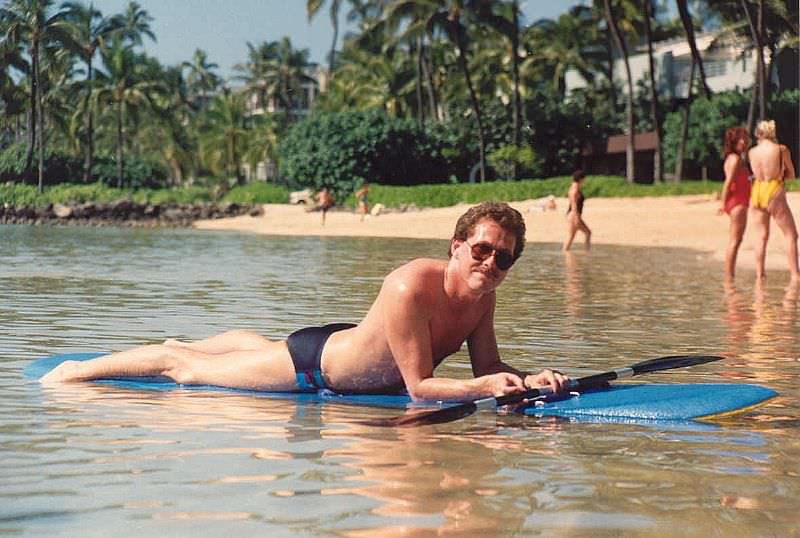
[{"xmin": 364, "ymin": 354, "xmax": 724, "ymax": 427}]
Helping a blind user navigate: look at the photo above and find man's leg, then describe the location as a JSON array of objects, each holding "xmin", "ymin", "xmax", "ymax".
[
  {"xmin": 164, "ymin": 330, "xmax": 274, "ymax": 354},
  {"xmin": 41, "ymin": 341, "xmax": 298, "ymax": 392}
]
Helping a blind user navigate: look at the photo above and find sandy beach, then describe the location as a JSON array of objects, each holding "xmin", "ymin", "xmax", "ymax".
[{"xmin": 195, "ymin": 192, "xmax": 800, "ymax": 274}]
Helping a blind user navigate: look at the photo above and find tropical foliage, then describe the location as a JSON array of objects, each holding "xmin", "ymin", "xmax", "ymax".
[{"xmin": 0, "ymin": 0, "xmax": 797, "ymax": 198}]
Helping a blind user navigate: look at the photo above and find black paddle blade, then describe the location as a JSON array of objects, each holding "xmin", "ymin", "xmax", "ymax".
[
  {"xmin": 631, "ymin": 355, "xmax": 724, "ymax": 375},
  {"xmin": 361, "ymin": 402, "xmax": 479, "ymax": 428}
]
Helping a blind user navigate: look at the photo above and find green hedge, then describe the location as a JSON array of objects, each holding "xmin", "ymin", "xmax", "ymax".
[
  {"xmin": 343, "ymin": 176, "xmax": 728, "ymax": 209},
  {"xmin": 6, "ymin": 176, "xmax": 785, "ymax": 211},
  {"xmin": 223, "ymin": 182, "xmax": 289, "ymax": 204}
]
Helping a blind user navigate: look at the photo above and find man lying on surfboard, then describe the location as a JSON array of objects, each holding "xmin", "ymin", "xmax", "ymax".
[{"xmin": 41, "ymin": 201, "xmax": 569, "ymax": 401}]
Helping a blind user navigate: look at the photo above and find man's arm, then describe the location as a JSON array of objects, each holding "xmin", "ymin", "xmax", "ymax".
[
  {"xmin": 382, "ymin": 272, "xmax": 526, "ymax": 402},
  {"xmin": 467, "ymin": 307, "xmax": 570, "ymax": 392}
]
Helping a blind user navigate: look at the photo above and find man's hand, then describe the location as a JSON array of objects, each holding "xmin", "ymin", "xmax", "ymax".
[
  {"xmin": 477, "ymin": 372, "xmax": 527, "ymax": 397},
  {"xmin": 523, "ymin": 369, "xmax": 570, "ymax": 393}
]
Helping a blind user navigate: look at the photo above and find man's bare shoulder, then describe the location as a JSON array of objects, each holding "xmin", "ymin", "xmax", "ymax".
[{"xmin": 382, "ymin": 258, "xmax": 446, "ymax": 296}]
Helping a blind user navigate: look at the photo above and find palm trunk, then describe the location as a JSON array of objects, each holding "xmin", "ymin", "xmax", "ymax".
[
  {"xmin": 26, "ymin": 44, "xmax": 38, "ymax": 180},
  {"xmin": 675, "ymin": 58, "xmax": 696, "ymax": 182},
  {"xmin": 454, "ymin": 26, "xmax": 486, "ymax": 182},
  {"xmin": 83, "ymin": 60, "xmax": 94, "ymax": 183},
  {"xmin": 116, "ymin": 98, "xmax": 124, "ymax": 188},
  {"xmin": 644, "ymin": 0, "xmax": 662, "ymax": 183},
  {"xmin": 415, "ymin": 36, "xmax": 425, "ymax": 127},
  {"xmin": 757, "ymin": 0, "xmax": 766, "ymax": 118},
  {"xmin": 605, "ymin": 0, "xmax": 635, "ymax": 183},
  {"xmin": 676, "ymin": 0, "xmax": 712, "ymax": 99},
  {"xmin": 605, "ymin": 29, "xmax": 616, "ymax": 105},
  {"xmin": 421, "ymin": 36, "xmax": 439, "ymax": 122},
  {"xmin": 328, "ymin": 10, "xmax": 338, "ymax": 76},
  {"xmin": 741, "ymin": 0, "xmax": 759, "ymax": 132},
  {"xmin": 35, "ymin": 42, "xmax": 44, "ymax": 193},
  {"xmin": 511, "ymin": 0, "xmax": 521, "ymax": 149}
]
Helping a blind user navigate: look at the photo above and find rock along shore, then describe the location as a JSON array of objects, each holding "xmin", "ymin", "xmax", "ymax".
[{"xmin": 0, "ymin": 200, "xmax": 263, "ymax": 228}]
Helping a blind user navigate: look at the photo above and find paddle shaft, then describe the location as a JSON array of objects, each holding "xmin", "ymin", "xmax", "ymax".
[
  {"xmin": 490, "ymin": 367, "xmax": 634, "ymax": 408},
  {"xmin": 368, "ymin": 355, "xmax": 724, "ymax": 427}
]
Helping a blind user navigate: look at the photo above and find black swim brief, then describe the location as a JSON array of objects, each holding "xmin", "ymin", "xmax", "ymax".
[{"xmin": 286, "ymin": 323, "xmax": 355, "ymax": 391}]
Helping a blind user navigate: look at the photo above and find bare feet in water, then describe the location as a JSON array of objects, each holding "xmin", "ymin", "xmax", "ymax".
[{"xmin": 40, "ymin": 360, "xmax": 82, "ymax": 384}]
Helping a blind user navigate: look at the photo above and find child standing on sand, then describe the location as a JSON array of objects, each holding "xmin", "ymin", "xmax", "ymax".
[{"xmin": 355, "ymin": 183, "xmax": 369, "ymax": 221}]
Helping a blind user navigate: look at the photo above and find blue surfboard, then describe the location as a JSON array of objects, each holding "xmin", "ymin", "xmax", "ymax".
[{"xmin": 25, "ymin": 353, "xmax": 777, "ymax": 422}]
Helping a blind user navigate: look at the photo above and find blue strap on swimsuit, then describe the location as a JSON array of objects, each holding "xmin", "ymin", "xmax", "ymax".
[{"xmin": 286, "ymin": 323, "xmax": 356, "ymax": 391}]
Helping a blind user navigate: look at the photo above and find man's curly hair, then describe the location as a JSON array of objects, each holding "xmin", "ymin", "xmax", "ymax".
[{"xmin": 450, "ymin": 201, "xmax": 526, "ymax": 261}]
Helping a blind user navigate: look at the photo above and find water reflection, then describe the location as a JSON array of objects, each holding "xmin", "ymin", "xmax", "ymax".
[
  {"xmin": 563, "ymin": 251, "xmax": 586, "ymax": 320},
  {"xmin": 719, "ymin": 280, "xmax": 799, "ymax": 386},
  {"xmin": 3, "ymin": 226, "xmax": 800, "ymax": 536}
]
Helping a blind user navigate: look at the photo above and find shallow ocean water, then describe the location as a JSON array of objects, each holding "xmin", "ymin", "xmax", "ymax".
[{"xmin": 1, "ymin": 224, "xmax": 798, "ymax": 537}]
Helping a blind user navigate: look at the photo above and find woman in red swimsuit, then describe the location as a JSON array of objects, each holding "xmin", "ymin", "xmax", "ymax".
[{"xmin": 719, "ymin": 126, "xmax": 751, "ymax": 282}]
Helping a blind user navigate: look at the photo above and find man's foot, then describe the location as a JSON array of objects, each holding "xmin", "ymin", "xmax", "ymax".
[{"xmin": 40, "ymin": 361, "xmax": 83, "ymax": 384}]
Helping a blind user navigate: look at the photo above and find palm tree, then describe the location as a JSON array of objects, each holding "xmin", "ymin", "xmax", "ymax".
[
  {"xmin": 603, "ymin": 0, "xmax": 635, "ymax": 183},
  {"xmin": 61, "ymin": 1, "xmax": 118, "ymax": 182},
  {"xmin": 674, "ymin": 56, "xmax": 695, "ymax": 182},
  {"xmin": 475, "ymin": 0, "xmax": 522, "ymax": 153},
  {"xmin": 140, "ymin": 64, "xmax": 196, "ymax": 184},
  {"xmin": 181, "ymin": 48, "xmax": 220, "ymax": 106},
  {"xmin": 242, "ymin": 113, "xmax": 279, "ymax": 182},
  {"xmin": 524, "ymin": 5, "xmax": 604, "ymax": 98},
  {"xmin": 93, "ymin": 37, "xmax": 162, "ymax": 186},
  {"xmin": 386, "ymin": 0, "xmax": 488, "ymax": 181},
  {"xmin": 0, "ymin": 38, "xmax": 29, "ymax": 144},
  {"xmin": 643, "ymin": 0, "xmax": 662, "ymax": 183},
  {"xmin": 320, "ymin": 44, "xmax": 415, "ymax": 115},
  {"xmin": 676, "ymin": 0, "xmax": 712, "ymax": 99},
  {"xmin": 706, "ymin": 0, "xmax": 797, "ymax": 132},
  {"xmin": 234, "ymin": 40, "xmax": 275, "ymax": 114},
  {"xmin": 197, "ymin": 90, "xmax": 250, "ymax": 185},
  {"xmin": 268, "ymin": 37, "xmax": 316, "ymax": 121},
  {"xmin": 111, "ymin": 0, "xmax": 155, "ymax": 47},
  {"xmin": 0, "ymin": 0, "xmax": 72, "ymax": 191},
  {"xmin": 235, "ymin": 38, "xmax": 315, "ymax": 122},
  {"xmin": 306, "ymin": 0, "xmax": 343, "ymax": 74}
]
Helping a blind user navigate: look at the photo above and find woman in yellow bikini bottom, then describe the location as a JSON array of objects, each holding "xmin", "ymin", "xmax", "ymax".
[{"xmin": 750, "ymin": 178, "xmax": 783, "ymax": 210}]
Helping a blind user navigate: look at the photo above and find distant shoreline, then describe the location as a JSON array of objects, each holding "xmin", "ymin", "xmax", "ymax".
[
  {"xmin": 194, "ymin": 192, "xmax": 800, "ymax": 275},
  {"xmin": 0, "ymin": 201, "xmax": 261, "ymax": 227}
]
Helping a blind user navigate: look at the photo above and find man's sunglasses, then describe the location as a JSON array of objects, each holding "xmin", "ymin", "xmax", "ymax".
[{"xmin": 465, "ymin": 240, "xmax": 516, "ymax": 271}]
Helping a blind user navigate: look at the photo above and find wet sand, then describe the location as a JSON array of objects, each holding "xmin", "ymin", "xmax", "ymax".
[{"xmin": 195, "ymin": 192, "xmax": 800, "ymax": 274}]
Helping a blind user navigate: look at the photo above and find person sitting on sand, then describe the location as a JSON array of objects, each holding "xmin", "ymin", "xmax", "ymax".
[
  {"xmin": 563, "ymin": 170, "xmax": 591, "ymax": 251},
  {"xmin": 718, "ymin": 126, "xmax": 751, "ymax": 282},
  {"xmin": 747, "ymin": 120, "xmax": 799, "ymax": 282},
  {"xmin": 317, "ymin": 187, "xmax": 335, "ymax": 226},
  {"xmin": 42, "ymin": 201, "xmax": 570, "ymax": 402}
]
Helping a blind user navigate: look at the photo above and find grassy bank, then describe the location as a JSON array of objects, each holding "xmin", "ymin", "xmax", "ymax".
[
  {"xmin": 0, "ymin": 176, "xmax": 741, "ymax": 210},
  {"xmin": 355, "ymin": 176, "xmax": 730, "ymax": 208}
]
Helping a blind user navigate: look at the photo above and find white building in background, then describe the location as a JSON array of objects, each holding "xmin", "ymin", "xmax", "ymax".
[
  {"xmin": 244, "ymin": 65, "xmax": 330, "ymax": 118},
  {"xmin": 565, "ymin": 31, "xmax": 776, "ymax": 98},
  {"xmin": 242, "ymin": 65, "xmax": 330, "ymax": 181}
]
